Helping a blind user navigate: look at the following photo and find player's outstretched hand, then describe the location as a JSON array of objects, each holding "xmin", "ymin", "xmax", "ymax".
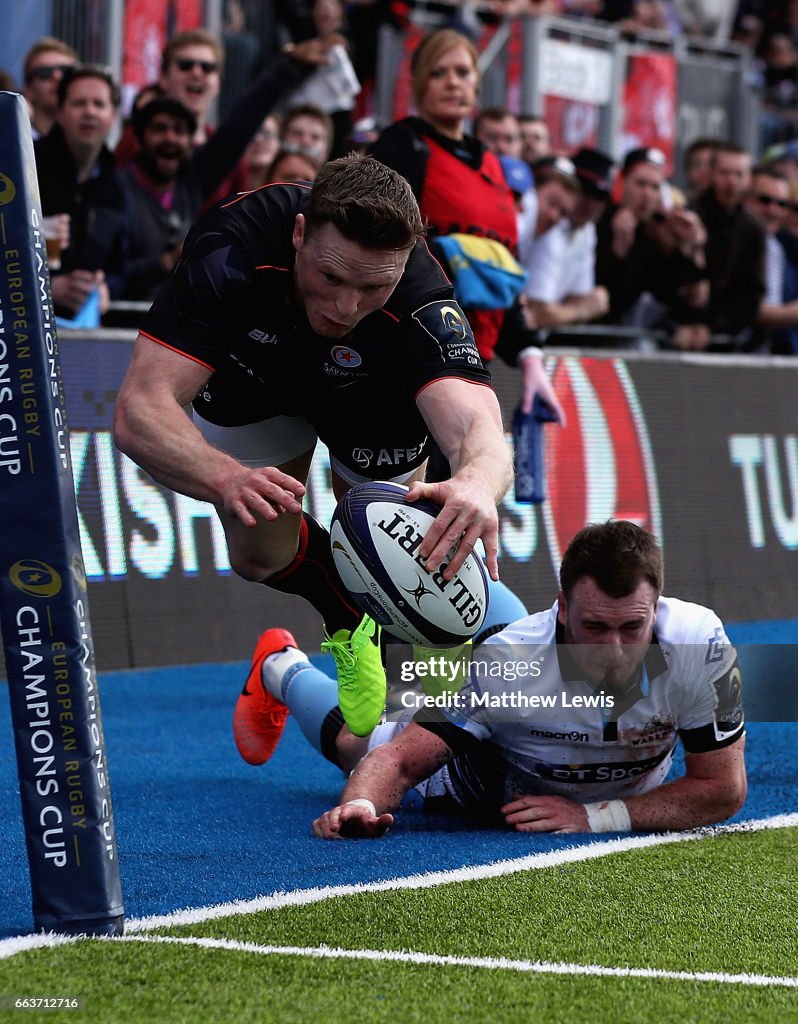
[
  {"xmin": 501, "ymin": 794, "xmax": 590, "ymax": 833},
  {"xmin": 312, "ymin": 801, "xmax": 394, "ymax": 840},
  {"xmin": 406, "ymin": 473, "xmax": 500, "ymax": 581},
  {"xmin": 223, "ymin": 466, "xmax": 305, "ymax": 526}
]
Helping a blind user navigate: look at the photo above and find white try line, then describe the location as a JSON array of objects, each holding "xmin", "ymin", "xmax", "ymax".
[
  {"xmin": 117, "ymin": 934, "xmax": 798, "ymax": 989},
  {"xmin": 127, "ymin": 812, "xmax": 798, "ymax": 932},
  {"xmin": 1, "ymin": 812, "xmax": 796, "ymax": 961}
]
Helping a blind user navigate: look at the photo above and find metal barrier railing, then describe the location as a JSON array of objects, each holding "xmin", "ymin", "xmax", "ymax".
[
  {"xmin": 375, "ymin": 12, "xmax": 757, "ymax": 168},
  {"xmin": 545, "ymin": 323, "xmax": 743, "ymax": 352},
  {"xmin": 52, "ymin": 0, "xmax": 124, "ymax": 84},
  {"xmin": 37, "ymin": 2, "xmax": 757, "ymax": 175},
  {"xmin": 96, "ymin": 304, "xmax": 745, "ymax": 352}
]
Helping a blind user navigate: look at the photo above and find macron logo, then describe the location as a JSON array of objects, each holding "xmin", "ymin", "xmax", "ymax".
[{"xmin": 248, "ymin": 328, "xmax": 278, "ymax": 344}]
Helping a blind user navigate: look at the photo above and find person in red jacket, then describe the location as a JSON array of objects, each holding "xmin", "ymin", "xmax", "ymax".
[{"xmin": 369, "ymin": 28, "xmax": 563, "ymax": 446}]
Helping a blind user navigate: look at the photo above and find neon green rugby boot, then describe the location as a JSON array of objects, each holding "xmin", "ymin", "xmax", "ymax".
[{"xmin": 321, "ymin": 614, "xmax": 386, "ymax": 736}]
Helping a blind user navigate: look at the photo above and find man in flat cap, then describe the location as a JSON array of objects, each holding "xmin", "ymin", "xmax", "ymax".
[{"xmin": 519, "ymin": 147, "xmax": 616, "ymax": 332}]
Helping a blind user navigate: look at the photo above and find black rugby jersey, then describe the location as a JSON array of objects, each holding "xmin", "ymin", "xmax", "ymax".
[{"xmin": 141, "ymin": 182, "xmax": 492, "ymax": 476}]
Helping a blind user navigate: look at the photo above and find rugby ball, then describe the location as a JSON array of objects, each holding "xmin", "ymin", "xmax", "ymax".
[{"xmin": 330, "ymin": 481, "xmax": 489, "ymax": 646}]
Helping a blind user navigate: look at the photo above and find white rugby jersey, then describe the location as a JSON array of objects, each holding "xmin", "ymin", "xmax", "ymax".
[{"xmin": 413, "ymin": 596, "xmax": 744, "ymax": 813}]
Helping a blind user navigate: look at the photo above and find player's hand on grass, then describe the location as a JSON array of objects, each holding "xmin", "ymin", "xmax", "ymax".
[
  {"xmin": 501, "ymin": 794, "xmax": 590, "ymax": 833},
  {"xmin": 223, "ymin": 467, "xmax": 305, "ymax": 525},
  {"xmin": 406, "ymin": 474, "xmax": 500, "ymax": 581},
  {"xmin": 312, "ymin": 801, "xmax": 394, "ymax": 839}
]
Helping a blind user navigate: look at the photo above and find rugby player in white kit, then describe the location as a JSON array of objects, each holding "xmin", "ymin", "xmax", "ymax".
[{"xmin": 299, "ymin": 520, "xmax": 747, "ymax": 836}]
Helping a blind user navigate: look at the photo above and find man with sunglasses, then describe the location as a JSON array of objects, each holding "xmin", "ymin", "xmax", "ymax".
[
  {"xmin": 23, "ymin": 36, "xmax": 78, "ymax": 140},
  {"xmin": 744, "ymin": 165, "xmax": 798, "ymax": 352},
  {"xmin": 117, "ymin": 29, "xmax": 245, "ymax": 211},
  {"xmin": 158, "ymin": 30, "xmax": 225, "ymax": 150},
  {"xmin": 115, "ymin": 29, "xmax": 224, "ymax": 170},
  {"xmin": 120, "ymin": 35, "xmax": 342, "ymax": 301}
]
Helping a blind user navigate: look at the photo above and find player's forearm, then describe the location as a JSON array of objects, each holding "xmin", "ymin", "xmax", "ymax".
[
  {"xmin": 624, "ymin": 773, "xmax": 746, "ymax": 831},
  {"xmin": 445, "ymin": 406, "xmax": 512, "ymax": 502},
  {"xmin": 113, "ymin": 394, "xmax": 243, "ymax": 506},
  {"xmin": 338, "ymin": 746, "xmax": 418, "ymax": 815},
  {"xmin": 451, "ymin": 445, "xmax": 512, "ymax": 505},
  {"xmin": 418, "ymin": 380, "xmax": 511, "ymax": 501}
]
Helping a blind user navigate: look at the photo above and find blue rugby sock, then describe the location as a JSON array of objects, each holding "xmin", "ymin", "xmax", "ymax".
[
  {"xmin": 259, "ymin": 576, "xmax": 527, "ymax": 757},
  {"xmin": 264, "ymin": 651, "xmax": 339, "ymax": 756}
]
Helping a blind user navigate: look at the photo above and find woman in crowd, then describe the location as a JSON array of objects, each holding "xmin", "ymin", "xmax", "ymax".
[
  {"xmin": 242, "ymin": 113, "xmax": 282, "ymax": 190},
  {"xmin": 369, "ymin": 28, "xmax": 563, "ymax": 425},
  {"xmin": 265, "ymin": 146, "xmax": 321, "ymax": 184}
]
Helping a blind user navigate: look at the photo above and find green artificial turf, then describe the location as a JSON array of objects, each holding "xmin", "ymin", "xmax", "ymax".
[{"xmin": 2, "ymin": 827, "xmax": 796, "ymax": 1024}]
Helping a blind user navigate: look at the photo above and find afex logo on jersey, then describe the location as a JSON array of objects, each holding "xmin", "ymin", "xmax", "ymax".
[
  {"xmin": 542, "ymin": 357, "xmax": 663, "ymax": 571},
  {"xmin": 351, "ymin": 442, "xmax": 427, "ymax": 470}
]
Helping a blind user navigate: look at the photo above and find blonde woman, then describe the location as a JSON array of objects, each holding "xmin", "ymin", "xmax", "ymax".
[{"xmin": 370, "ymin": 28, "xmax": 564, "ymax": 452}]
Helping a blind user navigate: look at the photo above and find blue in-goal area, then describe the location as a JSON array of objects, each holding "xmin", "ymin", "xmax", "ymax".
[{"xmin": 0, "ymin": 643, "xmax": 796, "ymax": 938}]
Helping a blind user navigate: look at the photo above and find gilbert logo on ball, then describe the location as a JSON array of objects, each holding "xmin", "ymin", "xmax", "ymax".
[{"xmin": 330, "ymin": 481, "xmax": 488, "ymax": 645}]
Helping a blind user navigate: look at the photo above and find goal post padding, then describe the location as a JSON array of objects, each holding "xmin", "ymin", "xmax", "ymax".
[{"xmin": 0, "ymin": 92, "xmax": 123, "ymax": 935}]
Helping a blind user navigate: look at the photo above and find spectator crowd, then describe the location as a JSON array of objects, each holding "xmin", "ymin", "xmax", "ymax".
[{"xmin": 3, "ymin": 0, "xmax": 798, "ymax": 353}]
